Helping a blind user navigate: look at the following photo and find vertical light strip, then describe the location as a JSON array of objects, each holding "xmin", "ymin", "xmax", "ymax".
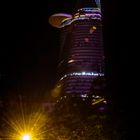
[{"xmin": 95, "ymin": 0, "xmax": 101, "ymax": 9}]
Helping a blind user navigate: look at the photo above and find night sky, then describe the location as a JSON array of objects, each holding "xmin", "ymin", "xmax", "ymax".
[
  {"xmin": 0, "ymin": 0, "xmax": 121, "ymax": 105},
  {"xmin": 0, "ymin": 1, "xmax": 76, "ymax": 98}
]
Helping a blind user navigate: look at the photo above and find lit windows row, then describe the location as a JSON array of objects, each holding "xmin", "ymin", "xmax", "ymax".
[
  {"xmin": 60, "ymin": 72, "xmax": 104, "ymax": 80},
  {"xmin": 76, "ymin": 8, "xmax": 101, "ymax": 13},
  {"xmin": 61, "ymin": 17, "xmax": 101, "ymax": 28},
  {"xmin": 73, "ymin": 13, "xmax": 101, "ymax": 19},
  {"xmin": 80, "ymin": 94, "xmax": 102, "ymax": 99},
  {"xmin": 77, "ymin": 8, "xmax": 101, "ymax": 13},
  {"xmin": 61, "ymin": 11, "xmax": 101, "ymax": 28},
  {"xmin": 56, "ymin": 95, "xmax": 107, "ymax": 105}
]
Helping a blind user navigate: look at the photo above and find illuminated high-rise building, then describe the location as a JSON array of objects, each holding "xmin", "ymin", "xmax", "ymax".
[{"xmin": 49, "ymin": 0, "xmax": 106, "ymax": 104}]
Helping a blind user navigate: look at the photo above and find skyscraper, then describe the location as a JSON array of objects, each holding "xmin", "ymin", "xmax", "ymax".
[{"xmin": 49, "ymin": 0, "xmax": 106, "ymax": 104}]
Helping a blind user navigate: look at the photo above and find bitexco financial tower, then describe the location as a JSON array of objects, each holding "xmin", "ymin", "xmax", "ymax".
[{"xmin": 49, "ymin": 0, "xmax": 107, "ymax": 106}]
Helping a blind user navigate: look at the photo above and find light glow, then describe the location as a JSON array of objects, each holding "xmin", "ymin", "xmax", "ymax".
[
  {"xmin": 21, "ymin": 134, "xmax": 31, "ymax": 140},
  {"xmin": 78, "ymin": 8, "xmax": 101, "ymax": 12},
  {"xmin": 92, "ymin": 98, "xmax": 105, "ymax": 105},
  {"xmin": 3, "ymin": 100, "xmax": 47, "ymax": 140},
  {"xmin": 92, "ymin": 26, "xmax": 96, "ymax": 30},
  {"xmin": 68, "ymin": 59, "xmax": 75, "ymax": 63},
  {"xmin": 80, "ymin": 94, "xmax": 88, "ymax": 98},
  {"xmin": 60, "ymin": 72, "xmax": 104, "ymax": 80}
]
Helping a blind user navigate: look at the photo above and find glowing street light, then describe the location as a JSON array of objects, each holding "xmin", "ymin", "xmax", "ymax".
[{"xmin": 21, "ymin": 134, "xmax": 32, "ymax": 140}]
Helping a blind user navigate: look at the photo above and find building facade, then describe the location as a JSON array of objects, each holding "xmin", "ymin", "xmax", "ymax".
[{"xmin": 49, "ymin": 0, "xmax": 106, "ymax": 103}]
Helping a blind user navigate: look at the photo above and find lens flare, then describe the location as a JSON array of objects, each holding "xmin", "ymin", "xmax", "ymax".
[
  {"xmin": 2, "ymin": 96, "xmax": 49, "ymax": 140},
  {"xmin": 21, "ymin": 134, "xmax": 31, "ymax": 140}
]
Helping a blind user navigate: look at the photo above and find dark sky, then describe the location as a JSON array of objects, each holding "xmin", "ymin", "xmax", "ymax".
[
  {"xmin": 0, "ymin": 0, "xmax": 77, "ymax": 98},
  {"xmin": 0, "ymin": 0, "xmax": 119, "ymax": 101}
]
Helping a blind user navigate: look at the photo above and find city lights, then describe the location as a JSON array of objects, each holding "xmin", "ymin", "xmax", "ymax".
[
  {"xmin": 68, "ymin": 59, "xmax": 75, "ymax": 63},
  {"xmin": 60, "ymin": 72, "xmax": 104, "ymax": 80},
  {"xmin": 92, "ymin": 98, "xmax": 105, "ymax": 105}
]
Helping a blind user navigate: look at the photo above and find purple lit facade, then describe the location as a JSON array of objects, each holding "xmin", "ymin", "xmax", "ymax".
[
  {"xmin": 50, "ymin": 0, "xmax": 105, "ymax": 98},
  {"xmin": 58, "ymin": 8, "xmax": 104, "ymax": 96}
]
